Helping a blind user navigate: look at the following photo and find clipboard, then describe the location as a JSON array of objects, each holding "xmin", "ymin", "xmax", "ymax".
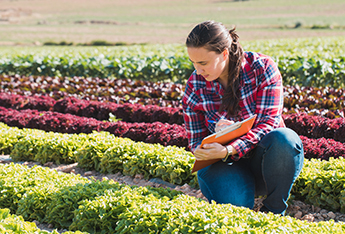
[{"xmin": 191, "ymin": 114, "xmax": 257, "ymax": 173}]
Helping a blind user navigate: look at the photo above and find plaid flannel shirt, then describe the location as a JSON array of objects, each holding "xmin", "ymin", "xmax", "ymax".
[{"xmin": 182, "ymin": 51, "xmax": 285, "ymax": 160}]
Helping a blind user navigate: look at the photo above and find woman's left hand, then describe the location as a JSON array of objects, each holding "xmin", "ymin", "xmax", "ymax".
[{"xmin": 193, "ymin": 143, "xmax": 227, "ymax": 161}]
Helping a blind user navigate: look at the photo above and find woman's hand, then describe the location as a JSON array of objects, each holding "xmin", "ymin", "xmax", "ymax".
[
  {"xmin": 193, "ymin": 143, "xmax": 227, "ymax": 161},
  {"xmin": 215, "ymin": 119, "xmax": 235, "ymax": 132}
]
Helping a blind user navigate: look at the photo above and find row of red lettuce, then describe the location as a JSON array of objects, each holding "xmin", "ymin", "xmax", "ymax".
[
  {"xmin": 0, "ymin": 92, "xmax": 344, "ymax": 142},
  {"xmin": 0, "ymin": 105, "xmax": 343, "ymax": 161}
]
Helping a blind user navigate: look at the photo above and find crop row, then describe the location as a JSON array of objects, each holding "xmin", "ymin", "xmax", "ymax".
[
  {"xmin": 0, "ymin": 74, "xmax": 183, "ymax": 105},
  {"xmin": 283, "ymin": 114, "xmax": 345, "ymax": 142},
  {"xmin": 0, "ymin": 93, "xmax": 184, "ymax": 124},
  {"xmin": 0, "ymin": 209, "xmax": 85, "ymax": 234},
  {"xmin": 284, "ymin": 85, "xmax": 345, "ymax": 119},
  {"xmin": 0, "ymin": 163, "xmax": 183, "ymax": 233},
  {"xmin": 0, "ymin": 51, "xmax": 344, "ymax": 88},
  {"xmin": 0, "ymin": 106, "xmax": 187, "ymax": 148},
  {"xmin": 1, "ymin": 74, "xmax": 345, "ymax": 117},
  {"xmin": 1, "ymin": 92, "xmax": 345, "ymax": 141},
  {"xmin": 0, "ymin": 88, "xmax": 344, "ymax": 124},
  {"xmin": 1, "ymin": 123, "xmax": 345, "ymax": 214},
  {"xmin": 3, "ymin": 74, "xmax": 345, "ymax": 104},
  {"xmin": 0, "ymin": 54, "xmax": 193, "ymax": 84},
  {"xmin": 2, "ymin": 163, "xmax": 344, "ymax": 233},
  {"xmin": 2, "ymin": 37, "xmax": 344, "ymax": 61},
  {"xmin": 0, "ymin": 106, "xmax": 345, "ymax": 161},
  {"xmin": 0, "ymin": 123, "xmax": 195, "ymax": 186}
]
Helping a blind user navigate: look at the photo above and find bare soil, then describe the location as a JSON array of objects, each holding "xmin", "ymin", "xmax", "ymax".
[{"xmin": 1, "ymin": 155, "xmax": 345, "ymax": 233}]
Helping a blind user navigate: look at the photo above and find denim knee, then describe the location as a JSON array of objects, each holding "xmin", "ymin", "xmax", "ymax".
[
  {"xmin": 257, "ymin": 128, "xmax": 304, "ymax": 180},
  {"xmin": 259, "ymin": 128, "xmax": 303, "ymax": 156}
]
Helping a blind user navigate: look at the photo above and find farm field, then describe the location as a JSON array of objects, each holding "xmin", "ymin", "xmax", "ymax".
[
  {"xmin": 1, "ymin": 0, "xmax": 345, "ymax": 45},
  {"xmin": 1, "ymin": 35, "xmax": 345, "ymax": 232},
  {"xmin": 1, "ymin": 0, "xmax": 345, "ymax": 233}
]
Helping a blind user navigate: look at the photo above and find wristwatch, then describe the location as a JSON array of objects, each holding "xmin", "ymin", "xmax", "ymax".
[{"xmin": 222, "ymin": 145, "xmax": 233, "ymax": 162}]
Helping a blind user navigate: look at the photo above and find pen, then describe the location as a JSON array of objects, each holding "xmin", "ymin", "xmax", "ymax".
[{"xmin": 207, "ymin": 120, "xmax": 217, "ymax": 123}]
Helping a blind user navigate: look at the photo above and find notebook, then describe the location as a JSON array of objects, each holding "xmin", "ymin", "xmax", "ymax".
[{"xmin": 191, "ymin": 114, "xmax": 257, "ymax": 173}]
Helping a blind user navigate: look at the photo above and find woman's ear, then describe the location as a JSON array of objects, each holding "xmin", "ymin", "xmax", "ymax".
[{"xmin": 222, "ymin": 48, "xmax": 229, "ymax": 60}]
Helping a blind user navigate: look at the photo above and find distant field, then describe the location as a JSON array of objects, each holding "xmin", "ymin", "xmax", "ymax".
[{"xmin": 1, "ymin": 0, "xmax": 345, "ymax": 45}]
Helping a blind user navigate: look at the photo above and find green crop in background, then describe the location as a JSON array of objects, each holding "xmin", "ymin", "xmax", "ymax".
[{"xmin": 0, "ymin": 36, "xmax": 345, "ymax": 87}]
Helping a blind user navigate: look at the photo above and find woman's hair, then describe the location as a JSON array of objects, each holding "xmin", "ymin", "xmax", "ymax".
[{"xmin": 186, "ymin": 20, "xmax": 244, "ymax": 117}]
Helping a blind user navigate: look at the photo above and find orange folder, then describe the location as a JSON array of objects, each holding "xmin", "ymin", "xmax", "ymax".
[{"xmin": 191, "ymin": 114, "xmax": 257, "ymax": 173}]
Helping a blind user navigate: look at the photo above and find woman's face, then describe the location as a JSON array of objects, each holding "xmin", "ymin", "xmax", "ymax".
[{"xmin": 187, "ymin": 46, "xmax": 228, "ymax": 84}]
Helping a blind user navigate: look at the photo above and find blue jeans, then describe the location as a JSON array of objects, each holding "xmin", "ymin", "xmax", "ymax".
[{"xmin": 197, "ymin": 128, "xmax": 304, "ymax": 215}]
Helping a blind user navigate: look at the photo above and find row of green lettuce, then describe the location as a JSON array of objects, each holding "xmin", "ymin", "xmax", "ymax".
[
  {"xmin": 1, "ymin": 163, "xmax": 345, "ymax": 233},
  {"xmin": 1, "ymin": 37, "xmax": 343, "ymax": 60},
  {"xmin": 0, "ymin": 209, "xmax": 86, "ymax": 234},
  {"xmin": 0, "ymin": 36, "xmax": 345, "ymax": 87},
  {"xmin": 1, "ymin": 122, "xmax": 345, "ymax": 214}
]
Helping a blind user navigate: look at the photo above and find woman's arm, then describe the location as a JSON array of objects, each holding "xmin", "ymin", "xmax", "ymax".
[
  {"xmin": 231, "ymin": 55, "xmax": 284, "ymax": 160},
  {"xmin": 182, "ymin": 76, "xmax": 209, "ymax": 152}
]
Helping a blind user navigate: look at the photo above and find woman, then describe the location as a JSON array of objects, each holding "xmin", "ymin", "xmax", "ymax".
[{"xmin": 182, "ymin": 20, "xmax": 304, "ymax": 215}]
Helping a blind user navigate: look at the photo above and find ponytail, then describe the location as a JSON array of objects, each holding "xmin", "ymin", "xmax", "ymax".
[{"xmin": 220, "ymin": 28, "xmax": 244, "ymax": 117}]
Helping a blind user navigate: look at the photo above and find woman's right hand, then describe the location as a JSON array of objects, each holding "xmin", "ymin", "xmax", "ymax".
[{"xmin": 215, "ymin": 119, "xmax": 235, "ymax": 132}]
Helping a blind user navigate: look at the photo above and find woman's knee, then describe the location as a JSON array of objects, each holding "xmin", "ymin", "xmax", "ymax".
[
  {"xmin": 258, "ymin": 128, "xmax": 304, "ymax": 177},
  {"xmin": 260, "ymin": 128, "xmax": 303, "ymax": 156}
]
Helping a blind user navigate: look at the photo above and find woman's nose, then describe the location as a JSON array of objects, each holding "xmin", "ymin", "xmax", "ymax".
[{"xmin": 195, "ymin": 65, "xmax": 203, "ymax": 75}]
